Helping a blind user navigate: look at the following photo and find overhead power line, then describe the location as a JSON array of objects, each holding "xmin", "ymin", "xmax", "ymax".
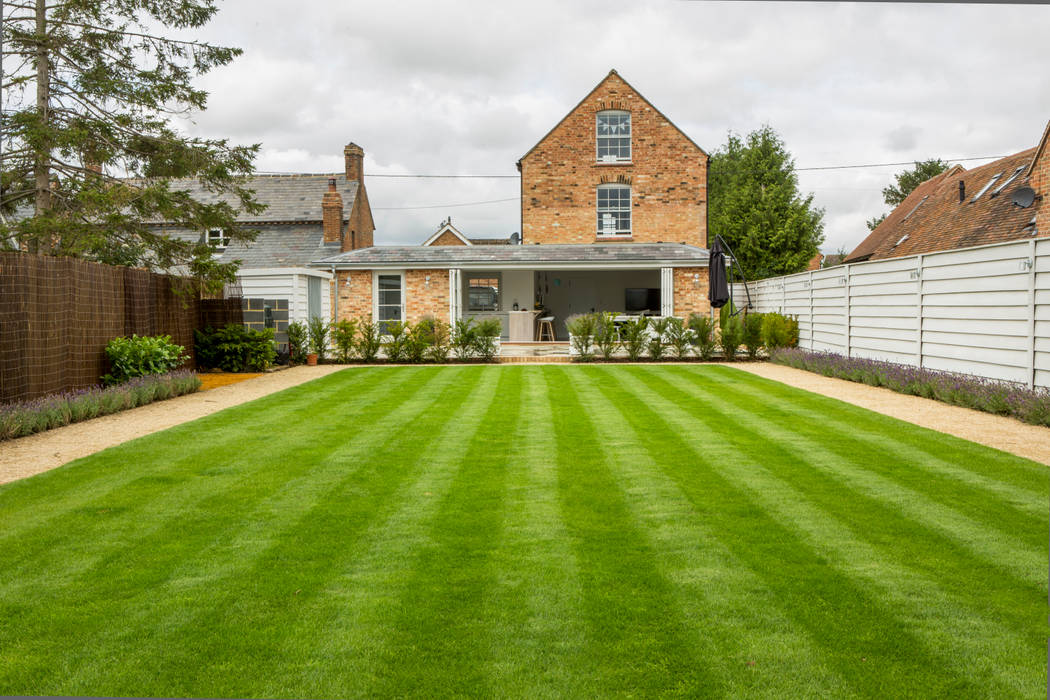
[{"xmin": 372, "ymin": 197, "xmax": 519, "ymax": 211}]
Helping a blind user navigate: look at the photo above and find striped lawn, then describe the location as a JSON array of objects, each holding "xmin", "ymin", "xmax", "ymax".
[{"xmin": 0, "ymin": 365, "xmax": 1045, "ymax": 698}]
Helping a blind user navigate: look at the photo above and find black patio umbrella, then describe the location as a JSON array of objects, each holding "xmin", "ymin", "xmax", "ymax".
[{"xmin": 708, "ymin": 236, "xmax": 730, "ymax": 309}]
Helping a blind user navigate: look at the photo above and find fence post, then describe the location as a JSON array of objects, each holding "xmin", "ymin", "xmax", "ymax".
[
  {"xmin": 916, "ymin": 254, "xmax": 923, "ymax": 370},
  {"xmin": 1026, "ymin": 239, "xmax": 1037, "ymax": 389}
]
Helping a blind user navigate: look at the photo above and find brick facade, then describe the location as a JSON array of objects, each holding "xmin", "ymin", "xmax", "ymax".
[
  {"xmin": 518, "ymin": 70, "xmax": 707, "ymax": 247},
  {"xmin": 429, "ymin": 230, "xmax": 468, "ymax": 246},
  {"xmin": 333, "ymin": 270, "xmax": 372, "ymax": 323},
  {"xmin": 1030, "ymin": 123, "xmax": 1048, "ymax": 235},
  {"xmin": 672, "ymin": 267, "xmax": 711, "ymax": 319},
  {"xmin": 405, "ymin": 269, "xmax": 449, "ymax": 323}
]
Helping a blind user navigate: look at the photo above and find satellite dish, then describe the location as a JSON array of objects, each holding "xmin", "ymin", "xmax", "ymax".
[{"xmin": 1011, "ymin": 186, "xmax": 1036, "ymax": 208}]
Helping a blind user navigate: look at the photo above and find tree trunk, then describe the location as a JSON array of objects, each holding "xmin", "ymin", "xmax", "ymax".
[{"xmin": 32, "ymin": 0, "xmax": 49, "ymax": 251}]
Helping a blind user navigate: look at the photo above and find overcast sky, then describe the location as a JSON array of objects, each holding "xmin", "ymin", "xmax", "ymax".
[{"xmin": 176, "ymin": 0, "xmax": 1050, "ymax": 254}]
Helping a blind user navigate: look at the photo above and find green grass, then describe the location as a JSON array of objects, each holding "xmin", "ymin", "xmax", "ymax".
[{"xmin": 0, "ymin": 365, "xmax": 1045, "ymax": 698}]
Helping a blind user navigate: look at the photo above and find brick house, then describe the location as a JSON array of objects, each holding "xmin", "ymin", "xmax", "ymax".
[
  {"xmin": 157, "ymin": 144, "xmax": 374, "ymax": 344},
  {"xmin": 844, "ymin": 120, "xmax": 1047, "ymax": 264},
  {"xmin": 315, "ymin": 70, "xmax": 712, "ymax": 340}
]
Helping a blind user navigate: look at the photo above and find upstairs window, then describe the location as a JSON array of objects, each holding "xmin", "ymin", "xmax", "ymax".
[
  {"xmin": 596, "ymin": 110, "xmax": 631, "ymax": 162},
  {"xmin": 205, "ymin": 228, "xmax": 230, "ymax": 250},
  {"xmin": 597, "ymin": 184, "xmax": 631, "ymax": 236}
]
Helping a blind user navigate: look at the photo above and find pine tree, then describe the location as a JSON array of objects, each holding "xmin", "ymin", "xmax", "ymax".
[
  {"xmin": 1, "ymin": 0, "xmax": 262, "ymax": 289},
  {"xmin": 708, "ymin": 125, "xmax": 824, "ymax": 279}
]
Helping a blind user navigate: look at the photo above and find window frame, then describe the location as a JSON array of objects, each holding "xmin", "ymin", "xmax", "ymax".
[
  {"xmin": 373, "ymin": 270, "xmax": 406, "ymax": 335},
  {"xmin": 596, "ymin": 110, "xmax": 631, "ymax": 163},
  {"xmin": 596, "ymin": 183, "xmax": 632, "ymax": 237},
  {"xmin": 466, "ymin": 274, "xmax": 502, "ymax": 312},
  {"xmin": 205, "ymin": 228, "xmax": 230, "ymax": 251}
]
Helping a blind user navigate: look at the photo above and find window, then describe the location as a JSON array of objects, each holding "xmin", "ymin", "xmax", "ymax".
[
  {"xmin": 205, "ymin": 228, "xmax": 230, "ymax": 250},
  {"xmin": 467, "ymin": 276, "xmax": 500, "ymax": 311},
  {"xmin": 597, "ymin": 184, "xmax": 631, "ymax": 236},
  {"xmin": 990, "ymin": 165, "xmax": 1026, "ymax": 197},
  {"xmin": 970, "ymin": 172, "xmax": 1002, "ymax": 202},
  {"xmin": 596, "ymin": 110, "xmax": 631, "ymax": 162},
  {"xmin": 376, "ymin": 274, "xmax": 403, "ymax": 334}
]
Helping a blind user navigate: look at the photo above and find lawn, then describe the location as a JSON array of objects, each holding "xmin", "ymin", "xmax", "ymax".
[{"xmin": 0, "ymin": 365, "xmax": 1045, "ymax": 698}]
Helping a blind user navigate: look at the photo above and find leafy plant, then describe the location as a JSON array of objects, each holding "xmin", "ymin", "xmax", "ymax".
[
  {"xmin": 406, "ymin": 319, "xmax": 435, "ymax": 364},
  {"xmin": 688, "ymin": 314, "xmax": 717, "ymax": 361},
  {"xmin": 593, "ymin": 312, "xmax": 620, "ymax": 360},
  {"xmin": 331, "ymin": 319, "xmax": 358, "ymax": 363},
  {"xmin": 665, "ymin": 317, "xmax": 693, "ymax": 359},
  {"xmin": 384, "ymin": 321, "xmax": 409, "ymax": 362},
  {"xmin": 427, "ymin": 321, "xmax": 452, "ymax": 363},
  {"xmin": 354, "ymin": 318, "xmax": 383, "ymax": 362},
  {"xmin": 566, "ymin": 313, "xmax": 598, "ymax": 360},
  {"xmin": 743, "ymin": 312, "xmax": 764, "ymax": 360},
  {"xmin": 473, "ymin": 319, "xmax": 502, "ymax": 362},
  {"xmin": 307, "ymin": 316, "xmax": 330, "ymax": 360},
  {"xmin": 762, "ymin": 312, "xmax": 800, "ymax": 350},
  {"xmin": 286, "ymin": 321, "xmax": 308, "ymax": 365},
  {"xmin": 619, "ymin": 316, "xmax": 649, "ymax": 362},
  {"xmin": 194, "ymin": 325, "xmax": 276, "ymax": 372},
  {"xmin": 719, "ymin": 300, "xmax": 737, "ymax": 332},
  {"xmin": 453, "ymin": 319, "xmax": 478, "ymax": 360},
  {"xmin": 102, "ymin": 334, "xmax": 187, "ymax": 385},
  {"xmin": 647, "ymin": 317, "xmax": 671, "ymax": 361},
  {"xmin": 720, "ymin": 315, "xmax": 744, "ymax": 361}
]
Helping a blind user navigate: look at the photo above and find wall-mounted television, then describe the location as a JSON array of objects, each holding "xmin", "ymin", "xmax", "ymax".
[{"xmin": 625, "ymin": 288, "xmax": 660, "ymax": 313}]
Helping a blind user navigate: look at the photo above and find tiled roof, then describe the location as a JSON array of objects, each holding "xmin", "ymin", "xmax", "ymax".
[
  {"xmin": 166, "ymin": 224, "xmax": 337, "ymax": 268},
  {"xmin": 314, "ymin": 243, "xmax": 709, "ymax": 268},
  {"xmin": 845, "ymin": 149, "xmax": 1042, "ymax": 262},
  {"xmin": 468, "ymin": 237, "xmax": 513, "ymax": 246},
  {"xmin": 154, "ymin": 174, "xmax": 359, "ymax": 224}
]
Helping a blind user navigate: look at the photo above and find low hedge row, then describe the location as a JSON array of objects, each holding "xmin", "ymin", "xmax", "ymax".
[
  {"xmin": 772, "ymin": 348, "xmax": 1050, "ymax": 427},
  {"xmin": 0, "ymin": 370, "xmax": 202, "ymax": 441}
]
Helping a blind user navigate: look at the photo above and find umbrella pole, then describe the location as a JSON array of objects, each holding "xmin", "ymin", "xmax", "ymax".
[{"xmin": 714, "ymin": 235, "xmax": 753, "ymax": 316}]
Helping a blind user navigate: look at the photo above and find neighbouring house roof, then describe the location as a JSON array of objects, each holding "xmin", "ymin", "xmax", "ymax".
[
  {"xmin": 150, "ymin": 174, "xmax": 360, "ymax": 224},
  {"xmin": 313, "ymin": 242, "xmax": 710, "ymax": 269},
  {"xmin": 468, "ymin": 237, "xmax": 513, "ymax": 245},
  {"xmin": 845, "ymin": 148, "xmax": 1041, "ymax": 263},
  {"xmin": 166, "ymin": 224, "xmax": 339, "ymax": 268}
]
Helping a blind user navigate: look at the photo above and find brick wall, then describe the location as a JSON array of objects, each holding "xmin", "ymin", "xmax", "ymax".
[
  {"xmin": 429, "ymin": 230, "xmax": 468, "ymax": 246},
  {"xmin": 1031, "ymin": 132, "xmax": 1048, "ymax": 235},
  {"xmin": 405, "ymin": 269, "xmax": 449, "ymax": 323},
  {"xmin": 673, "ymin": 266, "xmax": 711, "ymax": 319},
  {"xmin": 346, "ymin": 187, "xmax": 375, "ymax": 251},
  {"xmin": 333, "ymin": 270, "xmax": 373, "ymax": 323},
  {"xmin": 520, "ymin": 71, "xmax": 707, "ymax": 247}
]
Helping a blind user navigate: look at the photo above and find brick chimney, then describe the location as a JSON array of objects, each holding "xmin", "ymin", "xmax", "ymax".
[
  {"xmin": 322, "ymin": 178, "xmax": 344, "ymax": 245},
  {"xmin": 344, "ymin": 143, "xmax": 364, "ymax": 182}
]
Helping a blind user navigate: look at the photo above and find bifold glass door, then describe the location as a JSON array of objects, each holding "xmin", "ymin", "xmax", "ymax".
[{"xmin": 377, "ymin": 274, "xmax": 404, "ymax": 333}]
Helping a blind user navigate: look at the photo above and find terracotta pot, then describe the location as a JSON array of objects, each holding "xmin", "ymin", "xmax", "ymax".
[{"xmin": 306, "ymin": 353, "xmax": 318, "ymax": 366}]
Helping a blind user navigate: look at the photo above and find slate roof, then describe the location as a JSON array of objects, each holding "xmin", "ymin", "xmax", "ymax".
[
  {"xmin": 166, "ymin": 224, "xmax": 338, "ymax": 268},
  {"xmin": 845, "ymin": 148, "xmax": 1042, "ymax": 263},
  {"xmin": 154, "ymin": 174, "xmax": 359, "ymax": 224},
  {"xmin": 314, "ymin": 243, "xmax": 709, "ymax": 268}
]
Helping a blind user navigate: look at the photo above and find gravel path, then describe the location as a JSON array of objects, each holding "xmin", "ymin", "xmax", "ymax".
[
  {"xmin": 1, "ymin": 362, "xmax": 1046, "ymax": 486},
  {"xmin": 0, "ymin": 365, "xmax": 346, "ymax": 485}
]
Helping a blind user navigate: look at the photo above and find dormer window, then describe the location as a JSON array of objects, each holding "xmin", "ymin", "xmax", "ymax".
[
  {"xmin": 597, "ymin": 183, "xmax": 631, "ymax": 236},
  {"xmin": 206, "ymin": 228, "xmax": 230, "ymax": 250},
  {"xmin": 596, "ymin": 110, "xmax": 631, "ymax": 162}
]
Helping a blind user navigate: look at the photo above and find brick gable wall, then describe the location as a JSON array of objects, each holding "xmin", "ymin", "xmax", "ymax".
[
  {"xmin": 429, "ymin": 230, "xmax": 468, "ymax": 246},
  {"xmin": 519, "ymin": 72, "xmax": 707, "ymax": 247},
  {"xmin": 1030, "ymin": 135, "xmax": 1048, "ymax": 236}
]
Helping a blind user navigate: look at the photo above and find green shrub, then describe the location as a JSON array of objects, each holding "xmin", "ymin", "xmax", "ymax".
[
  {"xmin": 743, "ymin": 312, "xmax": 764, "ymax": 360},
  {"xmin": 720, "ymin": 315, "xmax": 744, "ymax": 361},
  {"xmin": 307, "ymin": 316, "xmax": 330, "ymax": 360},
  {"xmin": 194, "ymin": 325, "xmax": 276, "ymax": 372},
  {"xmin": 427, "ymin": 320, "xmax": 451, "ymax": 363},
  {"xmin": 619, "ymin": 316, "xmax": 649, "ymax": 361},
  {"xmin": 688, "ymin": 313, "xmax": 717, "ymax": 361},
  {"xmin": 665, "ymin": 317, "xmax": 692, "ymax": 359},
  {"xmin": 648, "ymin": 317, "xmax": 671, "ymax": 360},
  {"xmin": 331, "ymin": 319, "xmax": 358, "ymax": 363},
  {"xmin": 102, "ymin": 334, "xmax": 187, "ymax": 385},
  {"xmin": 566, "ymin": 313, "xmax": 598, "ymax": 360},
  {"xmin": 385, "ymin": 321, "xmax": 409, "ymax": 362},
  {"xmin": 452, "ymin": 319, "xmax": 477, "ymax": 360},
  {"xmin": 354, "ymin": 318, "xmax": 383, "ymax": 362},
  {"xmin": 405, "ymin": 319, "xmax": 434, "ymax": 363},
  {"xmin": 593, "ymin": 312, "xmax": 619, "ymax": 360},
  {"xmin": 762, "ymin": 312, "xmax": 800, "ymax": 350},
  {"xmin": 718, "ymin": 300, "xmax": 737, "ymax": 332},
  {"xmin": 473, "ymin": 318, "xmax": 502, "ymax": 362},
  {"xmin": 286, "ymin": 321, "xmax": 308, "ymax": 364}
]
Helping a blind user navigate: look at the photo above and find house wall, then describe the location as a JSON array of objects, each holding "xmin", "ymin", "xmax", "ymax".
[
  {"xmin": 1030, "ymin": 139, "xmax": 1048, "ymax": 235},
  {"xmin": 672, "ymin": 267, "xmax": 711, "ymax": 319},
  {"xmin": 405, "ymin": 269, "xmax": 450, "ymax": 323},
  {"xmin": 430, "ymin": 230, "xmax": 469, "ymax": 246},
  {"xmin": 501, "ymin": 270, "xmax": 534, "ymax": 310},
  {"xmin": 239, "ymin": 270, "xmax": 330, "ymax": 327},
  {"xmin": 333, "ymin": 270, "xmax": 373, "ymax": 323},
  {"xmin": 519, "ymin": 71, "xmax": 707, "ymax": 247},
  {"xmin": 346, "ymin": 187, "xmax": 375, "ymax": 250}
]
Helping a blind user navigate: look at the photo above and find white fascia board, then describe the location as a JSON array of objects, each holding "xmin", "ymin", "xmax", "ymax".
[
  {"xmin": 238, "ymin": 266, "xmax": 332, "ymax": 279},
  {"xmin": 326, "ymin": 261, "xmax": 708, "ymax": 272}
]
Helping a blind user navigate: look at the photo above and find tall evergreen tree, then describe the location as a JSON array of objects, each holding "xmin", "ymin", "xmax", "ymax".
[
  {"xmin": 708, "ymin": 125, "xmax": 824, "ymax": 279},
  {"xmin": 1, "ymin": 0, "xmax": 262, "ymax": 288}
]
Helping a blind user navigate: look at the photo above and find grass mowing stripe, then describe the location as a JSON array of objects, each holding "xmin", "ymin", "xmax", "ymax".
[
  {"xmin": 570, "ymin": 367, "xmax": 851, "ymax": 698},
  {"xmin": 604, "ymin": 366, "xmax": 987, "ymax": 697},
  {"xmin": 547, "ymin": 366, "xmax": 714, "ymax": 696},
  {"xmin": 618, "ymin": 367, "xmax": 1040, "ymax": 697},
  {"xmin": 476, "ymin": 367, "xmax": 589, "ymax": 697},
  {"xmin": 0, "ymin": 367, "xmax": 465, "ymax": 695},
  {"xmin": 259, "ymin": 366, "xmax": 504, "ymax": 697},
  {"xmin": 362, "ymin": 368, "xmax": 523, "ymax": 697},
  {"xmin": 0, "ymin": 367, "xmax": 413, "ymax": 597},
  {"xmin": 706, "ymin": 366, "xmax": 1047, "ymax": 523},
  {"xmin": 75, "ymin": 366, "xmax": 479, "ymax": 699},
  {"xmin": 0, "ymin": 367, "xmax": 395, "ymax": 561},
  {"xmin": 656, "ymin": 367, "xmax": 1045, "ymax": 589}
]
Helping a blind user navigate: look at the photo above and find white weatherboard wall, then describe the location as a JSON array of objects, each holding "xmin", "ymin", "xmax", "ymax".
[
  {"xmin": 237, "ymin": 268, "xmax": 332, "ymax": 324},
  {"xmin": 735, "ymin": 238, "xmax": 1050, "ymax": 389}
]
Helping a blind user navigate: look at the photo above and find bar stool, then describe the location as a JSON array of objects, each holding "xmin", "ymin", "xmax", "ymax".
[{"xmin": 537, "ymin": 315, "xmax": 555, "ymax": 341}]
